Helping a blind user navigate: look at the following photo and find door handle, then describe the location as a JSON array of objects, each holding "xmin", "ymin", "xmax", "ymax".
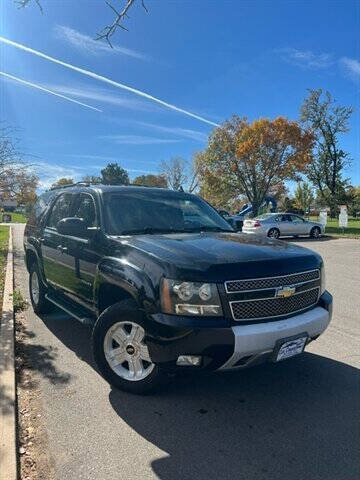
[
  {"xmin": 56, "ymin": 244, "xmax": 63, "ymax": 251},
  {"xmin": 56, "ymin": 245, "xmax": 68, "ymax": 253},
  {"xmin": 61, "ymin": 246, "xmax": 68, "ymax": 253}
]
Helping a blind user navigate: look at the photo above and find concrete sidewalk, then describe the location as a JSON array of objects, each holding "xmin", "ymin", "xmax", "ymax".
[{"xmin": 0, "ymin": 227, "xmax": 17, "ymax": 480}]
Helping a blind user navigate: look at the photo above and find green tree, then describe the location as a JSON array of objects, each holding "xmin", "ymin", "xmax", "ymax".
[
  {"xmin": 300, "ymin": 89, "xmax": 353, "ymax": 217},
  {"xmin": 50, "ymin": 177, "xmax": 74, "ymax": 189},
  {"xmin": 101, "ymin": 163, "xmax": 129, "ymax": 185},
  {"xmin": 197, "ymin": 116, "xmax": 314, "ymax": 216},
  {"xmin": 348, "ymin": 186, "xmax": 360, "ymax": 217},
  {"xmin": 294, "ymin": 182, "xmax": 314, "ymax": 214},
  {"xmin": 132, "ymin": 174, "xmax": 167, "ymax": 188},
  {"xmin": 279, "ymin": 196, "xmax": 296, "ymax": 213}
]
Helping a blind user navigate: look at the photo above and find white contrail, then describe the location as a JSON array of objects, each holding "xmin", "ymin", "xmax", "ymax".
[
  {"xmin": 0, "ymin": 36, "xmax": 220, "ymax": 127},
  {"xmin": 0, "ymin": 71, "xmax": 102, "ymax": 112}
]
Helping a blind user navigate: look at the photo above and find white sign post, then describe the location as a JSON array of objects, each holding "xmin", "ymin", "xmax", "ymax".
[
  {"xmin": 319, "ymin": 210, "xmax": 327, "ymax": 230},
  {"xmin": 339, "ymin": 205, "xmax": 348, "ymax": 232}
]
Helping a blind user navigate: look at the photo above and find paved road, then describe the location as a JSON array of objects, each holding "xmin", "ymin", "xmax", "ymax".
[{"xmin": 13, "ymin": 224, "xmax": 360, "ymax": 480}]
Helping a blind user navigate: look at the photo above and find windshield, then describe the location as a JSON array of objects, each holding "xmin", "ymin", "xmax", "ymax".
[{"xmin": 104, "ymin": 191, "xmax": 234, "ymax": 235}]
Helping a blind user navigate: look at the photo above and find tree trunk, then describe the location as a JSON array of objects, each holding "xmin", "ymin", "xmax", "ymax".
[
  {"xmin": 329, "ymin": 195, "xmax": 337, "ymax": 218},
  {"xmin": 251, "ymin": 202, "xmax": 260, "ymax": 218}
]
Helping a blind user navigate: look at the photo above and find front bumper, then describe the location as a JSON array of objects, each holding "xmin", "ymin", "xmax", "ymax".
[{"xmin": 147, "ymin": 291, "xmax": 332, "ymax": 371}]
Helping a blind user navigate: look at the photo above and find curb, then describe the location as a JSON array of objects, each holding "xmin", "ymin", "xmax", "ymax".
[{"xmin": 0, "ymin": 227, "xmax": 17, "ymax": 480}]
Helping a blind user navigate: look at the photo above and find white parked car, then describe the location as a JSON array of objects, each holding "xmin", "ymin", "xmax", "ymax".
[{"xmin": 242, "ymin": 213, "xmax": 324, "ymax": 239}]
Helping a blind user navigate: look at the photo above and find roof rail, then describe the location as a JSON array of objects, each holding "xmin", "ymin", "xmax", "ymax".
[{"xmin": 50, "ymin": 181, "xmax": 103, "ymax": 191}]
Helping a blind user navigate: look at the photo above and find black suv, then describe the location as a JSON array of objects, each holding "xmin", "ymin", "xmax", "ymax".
[{"xmin": 24, "ymin": 184, "xmax": 333, "ymax": 394}]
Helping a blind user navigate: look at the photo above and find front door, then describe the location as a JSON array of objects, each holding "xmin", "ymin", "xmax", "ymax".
[
  {"xmin": 41, "ymin": 192, "xmax": 75, "ymax": 295},
  {"xmin": 278, "ymin": 214, "xmax": 293, "ymax": 236},
  {"xmin": 290, "ymin": 215, "xmax": 307, "ymax": 235},
  {"xmin": 65, "ymin": 192, "xmax": 101, "ymax": 311}
]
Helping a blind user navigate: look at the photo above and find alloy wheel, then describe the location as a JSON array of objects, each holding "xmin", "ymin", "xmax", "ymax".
[
  {"xmin": 103, "ymin": 321, "xmax": 155, "ymax": 381},
  {"xmin": 31, "ymin": 270, "xmax": 40, "ymax": 305}
]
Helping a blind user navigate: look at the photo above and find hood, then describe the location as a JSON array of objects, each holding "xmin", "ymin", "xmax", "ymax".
[{"xmin": 112, "ymin": 232, "xmax": 322, "ymax": 282}]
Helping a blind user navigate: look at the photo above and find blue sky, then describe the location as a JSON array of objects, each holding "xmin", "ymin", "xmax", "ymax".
[{"xmin": 0, "ymin": 0, "xmax": 359, "ymax": 190}]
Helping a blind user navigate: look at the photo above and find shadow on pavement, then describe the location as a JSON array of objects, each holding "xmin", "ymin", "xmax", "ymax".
[
  {"xmin": 38, "ymin": 309, "xmax": 359, "ymax": 480},
  {"xmin": 285, "ymin": 236, "xmax": 335, "ymax": 243},
  {"xmin": 15, "ymin": 314, "xmax": 71, "ymax": 390}
]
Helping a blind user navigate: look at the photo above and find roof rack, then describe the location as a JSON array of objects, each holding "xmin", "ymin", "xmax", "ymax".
[
  {"xmin": 50, "ymin": 182, "xmax": 169, "ymax": 191},
  {"xmin": 50, "ymin": 181, "xmax": 103, "ymax": 191}
]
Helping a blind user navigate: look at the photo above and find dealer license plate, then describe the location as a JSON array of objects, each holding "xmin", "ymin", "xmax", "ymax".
[{"xmin": 275, "ymin": 335, "xmax": 308, "ymax": 362}]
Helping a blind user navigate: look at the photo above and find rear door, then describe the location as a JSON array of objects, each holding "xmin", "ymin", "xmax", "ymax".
[
  {"xmin": 65, "ymin": 192, "xmax": 102, "ymax": 311},
  {"xmin": 41, "ymin": 192, "xmax": 75, "ymax": 294}
]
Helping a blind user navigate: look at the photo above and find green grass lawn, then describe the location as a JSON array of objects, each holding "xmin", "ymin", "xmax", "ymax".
[
  {"xmin": 1, "ymin": 211, "xmax": 28, "ymax": 223},
  {"xmin": 0, "ymin": 226, "xmax": 10, "ymax": 309},
  {"xmin": 309, "ymin": 216, "xmax": 360, "ymax": 238}
]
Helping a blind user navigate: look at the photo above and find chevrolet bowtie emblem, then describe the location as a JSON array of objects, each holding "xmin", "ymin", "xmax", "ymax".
[{"xmin": 275, "ymin": 286, "xmax": 296, "ymax": 298}]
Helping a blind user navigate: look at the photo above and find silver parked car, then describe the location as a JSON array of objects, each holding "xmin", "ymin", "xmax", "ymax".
[{"xmin": 242, "ymin": 213, "xmax": 324, "ymax": 239}]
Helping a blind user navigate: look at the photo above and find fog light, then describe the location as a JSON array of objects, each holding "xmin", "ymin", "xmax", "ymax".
[{"xmin": 176, "ymin": 355, "xmax": 202, "ymax": 367}]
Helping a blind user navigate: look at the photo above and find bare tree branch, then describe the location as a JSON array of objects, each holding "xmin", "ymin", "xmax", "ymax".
[
  {"xmin": 16, "ymin": 0, "xmax": 149, "ymax": 47},
  {"xmin": 96, "ymin": 0, "xmax": 148, "ymax": 48},
  {"xmin": 16, "ymin": 0, "xmax": 43, "ymax": 13}
]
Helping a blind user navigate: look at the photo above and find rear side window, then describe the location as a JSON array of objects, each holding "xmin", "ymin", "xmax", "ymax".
[
  {"xmin": 73, "ymin": 193, "xmax": 97, "ymax": 227},
  {"xmin": 47, "ymin": 193, "xmax": 73, "ymax": 228}
]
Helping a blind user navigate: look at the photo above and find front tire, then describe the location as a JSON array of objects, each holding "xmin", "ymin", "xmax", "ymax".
[
  {"xmin": 267, "ymin": 228, "xmax": 280, "ymax": 239},
  {"xmin": 29, "ymin": 262, "xmax": 53, "ymax": 314},
  {"xmin": 310, "ymin": 227, "xmax": 321, "ymax": 239},
  {"xmin": 92, "ymin": 300, "xmax": 165, "ymax": 394}
]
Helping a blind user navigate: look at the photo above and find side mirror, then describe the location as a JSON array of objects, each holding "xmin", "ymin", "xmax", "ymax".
[{"xmin": 56, "ymin": 217, "xmax": 88, "ymax": 237}]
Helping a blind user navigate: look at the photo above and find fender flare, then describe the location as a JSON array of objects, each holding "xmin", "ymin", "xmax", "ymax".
[{"xmin": 94, "ymin": 257, "xmax": 158, "ymax": 315}]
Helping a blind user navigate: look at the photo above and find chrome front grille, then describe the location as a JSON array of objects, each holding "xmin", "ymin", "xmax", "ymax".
[
  {"xmin": 225, "ymin": 269, "xmax": 320, "ymax": 293},
  {"xmin": 230, "ymin": 287, "xmax": 319, "ymax": 321},
  {"xmin": 225, "ymin": 269, "xmax": 320, "ymax": 321}
]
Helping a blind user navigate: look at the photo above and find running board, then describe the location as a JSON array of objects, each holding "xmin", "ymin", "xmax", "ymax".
[{"xmin": 45, "ymin": 294, "xmax": 94, "ymax": 326}]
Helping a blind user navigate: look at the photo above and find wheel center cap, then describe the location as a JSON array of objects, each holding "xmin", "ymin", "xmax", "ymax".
[{"xmin": 126, "ymin": 344, "xmax": 135, "ymax": 355}]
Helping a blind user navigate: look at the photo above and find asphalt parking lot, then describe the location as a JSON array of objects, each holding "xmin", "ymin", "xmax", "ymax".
[{"xmin": 12, "ymin": 225, "xmax": 360, "ymax": 480}]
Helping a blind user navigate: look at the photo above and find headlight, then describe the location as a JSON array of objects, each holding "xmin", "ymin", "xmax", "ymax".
[
  {"xmin": 161, "ymin": 279, "xmax": 223, "ymax": 316},
  {"xmin": 320, "ymin": 264, "xmax": 326, "ymax": 295}
]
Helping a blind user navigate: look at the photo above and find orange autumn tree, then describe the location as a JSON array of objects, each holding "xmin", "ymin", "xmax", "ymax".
[{"xmin": 197, "ymin": 116, "xmax": 314, "ymax": 215}]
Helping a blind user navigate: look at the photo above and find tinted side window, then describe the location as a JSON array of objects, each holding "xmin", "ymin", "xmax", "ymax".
[
  {"xmin": 73, "ymin": 194, "xmax": 97, "ymax": 227},
  {"xmin": 47, "ymin": 193, "xmax": 72, "ymax": 228}
]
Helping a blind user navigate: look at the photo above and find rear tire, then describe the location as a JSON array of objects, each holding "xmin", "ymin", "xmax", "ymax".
[
  {"xmin": 29, "ymin": 262, "xmax": 53, "ymax": 314},
  {"xmin": 267, "ymin": 228, "xmax": 280, "ymax": 239},
  {"xmin": 92, "ymin": 299, "xmax": 166, "ymax": 394},
  {"xmin": 310, "ymin": 227, "xmax": 321, "ymax": 239}
]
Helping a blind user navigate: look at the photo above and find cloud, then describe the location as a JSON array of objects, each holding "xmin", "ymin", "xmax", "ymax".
[
  {"xmin": 129, "ymin": 121, "xmax": 209, "ymax": 142},
  {"xmin": 65, "ymin": 154, "xmax": 158, "ymax": 166},
  {"xmin": 0, "ymin": 71, "xmax": 101, "ymax": 112},
  {"xmin": 276, "ymin": 48, "xmax": 334, "ymax": 69},
  {"xmin": 340, "ymin": 57, "xmax": 360, "ymax": 80},
  {"xmin": 0, "ymin": 36, "xmax": 220, "ymax": 127},
  {"xmin": 55, "ymin": 25, "xmax": 148, "ymax": 60},
  {"xmin": 32, "ymin": 160, "xmax": 156, "ymax": 189},
  {"xmin": 99, "ymin": 135, "xmax": 182, "ymax": 145},
  {"xmin": 45, "ymin": 84, "xmax": 156, "ymax": 112},
  {"xmin": 32, "ymin": 161, "xmax": 86, "ymax": 189}
]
